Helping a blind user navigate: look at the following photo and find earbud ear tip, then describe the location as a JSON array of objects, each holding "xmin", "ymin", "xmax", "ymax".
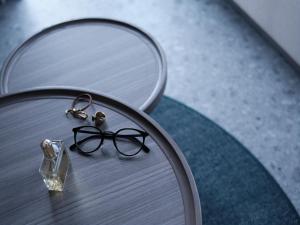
[{"xmin": 93, "ymin": 111, "xmax": 106, "ymax": 127}]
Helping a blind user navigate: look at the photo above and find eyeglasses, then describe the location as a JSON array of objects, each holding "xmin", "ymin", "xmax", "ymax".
[{"xmin": 70, "ymin": 126, "xmax": 150, "ymax": 156}]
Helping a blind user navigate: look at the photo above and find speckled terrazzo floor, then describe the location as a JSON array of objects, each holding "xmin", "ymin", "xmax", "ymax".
[{"xmin": 0, "ymin": 0, "xmax": 299, "ymax": 214}]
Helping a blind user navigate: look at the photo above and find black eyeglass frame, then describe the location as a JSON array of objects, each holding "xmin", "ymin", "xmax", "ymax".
[{"xmin": 70, "ymin": 126, "xmax": 150, "ymax": 156}]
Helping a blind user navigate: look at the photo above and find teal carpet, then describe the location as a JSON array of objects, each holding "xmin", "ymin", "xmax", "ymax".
[{"xmin": 150, "ymin": 96, "xmax": 300, "ymax": 225}]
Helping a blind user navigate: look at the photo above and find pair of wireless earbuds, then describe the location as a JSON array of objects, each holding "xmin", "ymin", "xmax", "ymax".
[{"xmin": 65, "ymin": 93, "xmax": 106, "ymax": 127}]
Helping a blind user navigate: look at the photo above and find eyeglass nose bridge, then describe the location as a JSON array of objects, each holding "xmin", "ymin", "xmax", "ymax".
[{"xmin": 102, "ymin": 131, "xmax": 115, "ymax": 138}]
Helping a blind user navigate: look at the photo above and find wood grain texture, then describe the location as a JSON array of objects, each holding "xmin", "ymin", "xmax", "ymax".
[
  {"xmin": 0, "ymin": 88, "xmax": 201, "ymax": 225},
  {"xmin": 0, "ymin": 19, "xmax": 167, "ymax": 112}
]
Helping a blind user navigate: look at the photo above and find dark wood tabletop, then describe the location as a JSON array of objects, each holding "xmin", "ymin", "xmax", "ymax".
[
  {"xmin": 0, "ymin": 18, "xmax": 167, "ymax": 112},
  {"xmin": 0, "ymin": 88, "xmax": 201, "ymax": 225}
]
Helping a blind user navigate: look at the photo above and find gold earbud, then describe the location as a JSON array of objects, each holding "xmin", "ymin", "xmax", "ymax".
[
  {"xmin": 65, "ymin": 108, "xmax": 88, "ymax": 120},
  {"xmin": 92, "ymin": 111, "xmax": 106, "ymax": 126}
]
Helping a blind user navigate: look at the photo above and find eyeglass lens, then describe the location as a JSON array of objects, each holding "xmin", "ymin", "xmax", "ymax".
[
  {"xmin": 115, "ymin": 129, "xmax": 144, "ymax": 156},
  {"xmin": 75, "ymin": 126, "xmax": 102, "ymax": 153}
]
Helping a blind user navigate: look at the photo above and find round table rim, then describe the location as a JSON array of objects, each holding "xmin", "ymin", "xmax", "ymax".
[
  {"xmin": 0, "ymin": 87, "xmax": 201, "ymax": 225},
  {"xmin": 0, "ymin": 17, "xmax": 167, "ymax": 113}
]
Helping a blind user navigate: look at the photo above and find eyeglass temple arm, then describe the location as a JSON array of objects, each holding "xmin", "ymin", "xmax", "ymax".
[{"xmin": 69, "ymin": 134, "xmax": 150, "ymax": 153}]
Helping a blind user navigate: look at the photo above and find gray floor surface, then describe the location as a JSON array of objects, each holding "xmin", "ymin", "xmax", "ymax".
[{"xmin": 0, "ymin": 0, "xmax": 299, "ymax": 214}]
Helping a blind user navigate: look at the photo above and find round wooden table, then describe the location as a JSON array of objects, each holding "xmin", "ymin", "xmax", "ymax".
[
  {"xmin": 0, "ymin": 18, "xmax": 167, "ymax": 112},
  {"xmin": 0, "ymin": 88, "xmax": 201, "ymax": 225}
]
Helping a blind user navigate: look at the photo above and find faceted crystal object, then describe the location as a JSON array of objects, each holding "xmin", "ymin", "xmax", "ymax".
[{"xmin": 39, "ymin": 139, "xmax": 70, "ymax": 191}]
